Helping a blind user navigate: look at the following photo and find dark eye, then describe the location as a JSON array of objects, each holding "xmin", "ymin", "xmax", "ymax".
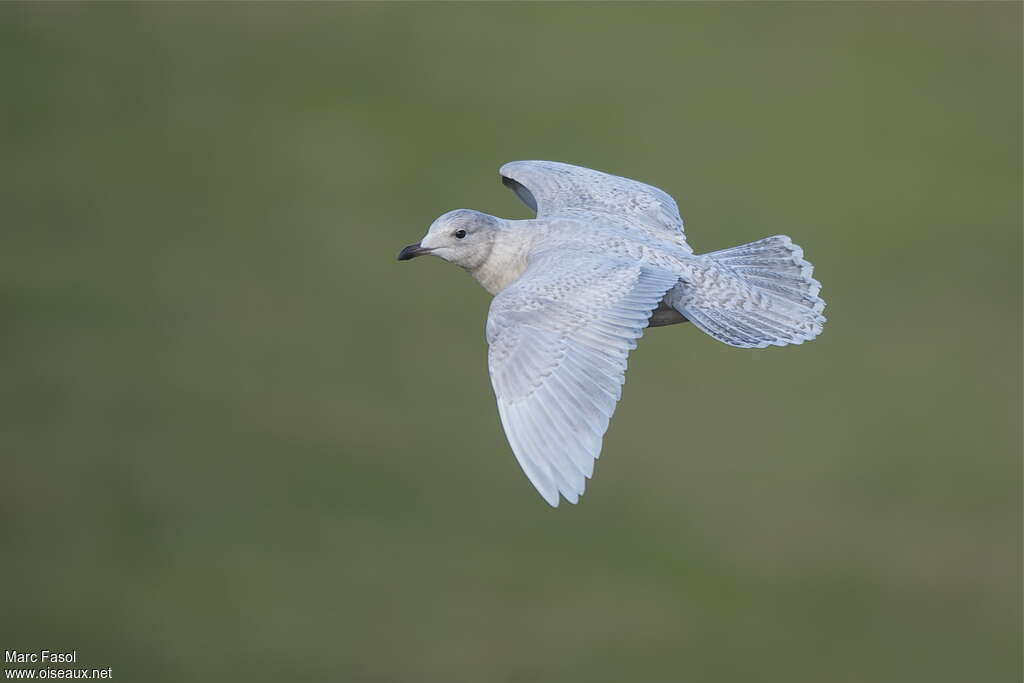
[{"xmin": 454, "ymin": 229, "xmax": 467, "ymax": 239}]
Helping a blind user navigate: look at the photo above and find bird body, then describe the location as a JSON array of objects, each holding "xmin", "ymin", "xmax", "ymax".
[{"xmin": 399, "ymin": 161, "xmax": 826, "ymax": 506}]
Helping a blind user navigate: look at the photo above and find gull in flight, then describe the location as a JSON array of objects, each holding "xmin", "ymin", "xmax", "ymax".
[{"xmin": 398, "ymin": 161, "xmax": 826, "ymax": 506}]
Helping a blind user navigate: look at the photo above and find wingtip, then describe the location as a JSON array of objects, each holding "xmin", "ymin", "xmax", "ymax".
[{"xmin": 549, "ymin": 486, "xmax": 585, "ymax": 507}]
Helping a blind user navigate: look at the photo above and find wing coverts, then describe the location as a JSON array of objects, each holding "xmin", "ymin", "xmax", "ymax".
[{"xmin": 500, "ymin": 160, "xmax": 692, "ymax": 252}]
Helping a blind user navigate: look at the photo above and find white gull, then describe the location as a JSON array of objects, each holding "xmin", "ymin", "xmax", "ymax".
[{"xmin": 398, "ymin": 161, "xmax": 826, "ymax": 506}]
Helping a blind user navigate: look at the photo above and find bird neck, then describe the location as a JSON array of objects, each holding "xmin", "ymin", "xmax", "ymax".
[{"xmin": 470, "ymin": 220, "xmax": 536, "ymax": 296}]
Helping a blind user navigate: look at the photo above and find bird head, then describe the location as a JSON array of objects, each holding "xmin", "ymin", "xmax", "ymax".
[{"xmin": 397, "ymin": 209, "xmax": 498, "ymax": 270}]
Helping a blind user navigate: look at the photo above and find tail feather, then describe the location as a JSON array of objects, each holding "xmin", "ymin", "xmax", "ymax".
[{"xmin": 676, "ymin": 236, "xmax": 826, "ymax": 348}]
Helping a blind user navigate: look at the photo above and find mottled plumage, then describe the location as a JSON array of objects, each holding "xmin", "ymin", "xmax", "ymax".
[{"xmin": 398, "ymin": 161, "xmax": 826, "ymax": 506}]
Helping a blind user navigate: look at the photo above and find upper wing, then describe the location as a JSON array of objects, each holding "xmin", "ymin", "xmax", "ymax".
[
  {"xmin": 486, "ymin": 250, "xmax": 680, "ymax": 506},
  {"xmin": 500, "ymin": 160, "xmax": 691, "ymax": 251}
]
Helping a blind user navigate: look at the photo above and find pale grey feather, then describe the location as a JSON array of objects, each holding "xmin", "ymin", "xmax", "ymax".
[
  {"xmin": 487, "ymin": 253, "xmax": 680, "ymax": 506},
  {"xmin": 668, "ymin": 236, "xmax": 825, "ymax": 348},
  {"xmin": 500, "ymin": 160, "xmax": 692, "ymax": 253}
]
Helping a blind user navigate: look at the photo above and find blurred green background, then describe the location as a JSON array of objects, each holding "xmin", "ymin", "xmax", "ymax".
[{"xmin": 1, "ymin": 3, "xmax": 1020, "ymax": 682}]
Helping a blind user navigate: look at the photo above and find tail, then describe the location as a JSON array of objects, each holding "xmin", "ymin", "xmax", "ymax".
[{"xmin": 675, "ymin": 236, "xmax": 826, "ymax": 348}]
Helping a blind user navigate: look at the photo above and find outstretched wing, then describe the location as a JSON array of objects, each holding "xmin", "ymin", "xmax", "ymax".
[
  {"xmin": 500, "ymin": 160, "xmax": 691, "ymax": 251},
  {"xmin": 486, "ymin": 250, "xmax": 680, "ymax": 506}
]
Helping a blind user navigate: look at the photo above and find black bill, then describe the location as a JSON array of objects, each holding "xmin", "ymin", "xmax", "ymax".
[{"xmin": 397, "ymin": 243, "xmax": 432, "ymax": 261}]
